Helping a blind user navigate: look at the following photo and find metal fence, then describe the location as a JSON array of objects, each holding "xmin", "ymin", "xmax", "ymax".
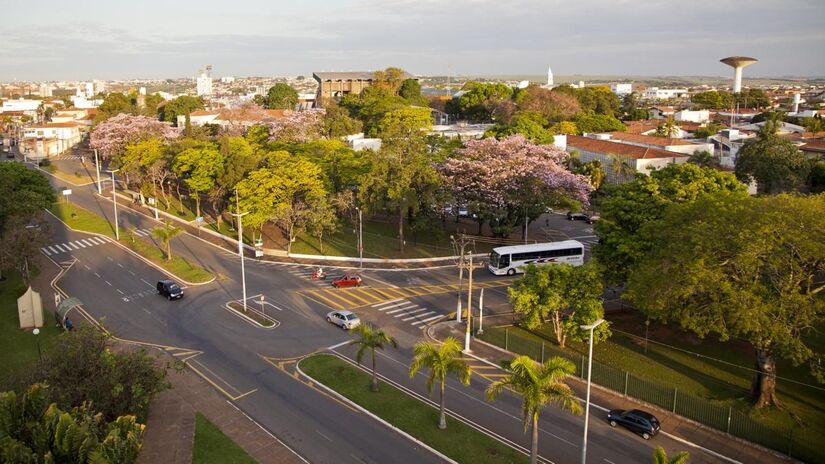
[{"xmin": 480, "ymin": 326, "xmax": 821, "ymax": 463}]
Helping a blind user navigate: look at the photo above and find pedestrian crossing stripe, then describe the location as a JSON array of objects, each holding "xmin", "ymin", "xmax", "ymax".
[
  {"xmin": 41, "ymin": 236, "xmax": 111, "ymax": 256},
  {"xmin": 299, "ymin": 281, "xmax": 509, "ymax": 311},
  {"xmin": 131, "ymin": 228, "xmax": 154, "ymax": 237}
]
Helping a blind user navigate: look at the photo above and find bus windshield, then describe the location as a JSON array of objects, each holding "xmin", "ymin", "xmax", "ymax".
[{"xmin": 489, "ymin": 251, "xmax": 500, "ymax": 269}]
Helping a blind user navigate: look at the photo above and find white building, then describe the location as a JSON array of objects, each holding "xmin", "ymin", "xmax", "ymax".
[
  {"xmin": 39, "ymin": 84, "xmax": 53, "ymax": 97},
  {"xmin": 1, "ymin": 98, "xmax": 41, "ymax": 112},
  {"xmin": 220, "ymin": 76, "xmax": 235, "ymax": 84},
  {"xmin": 196, "ymin": 68, "xmax": 213, "ymax": 97},
  {"xmin": 567, "ymin": 135, "xmax": 689, "ymax": 184},
  {"xmin": 93, "ymin": 80, "xmax": 106, "ymax": 95},
  {"xmin": 610, "ymin": 83, "xmax": 633, "ymax": 96},
  {"xmin": 674, "ymin": 109, "xmax": 710, "ymax": 123},
  {"xmin": 21, "ymin": 122, "xmax": 83, "ymax": 158},
  {"xmin": 643, "ymin": 87, "xmax": 689, "ymax": 99}
]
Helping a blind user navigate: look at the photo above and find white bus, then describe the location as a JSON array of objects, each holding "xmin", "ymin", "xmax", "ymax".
[{"xmin": 488, "ymin": 240, "xmax": 585, "ymax": 276}]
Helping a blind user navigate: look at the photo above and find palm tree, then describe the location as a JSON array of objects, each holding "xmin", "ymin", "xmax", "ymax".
[
  {"xmin": 486, "ymin": 355, "xmax": 583, "ymax": 464},
  {"xmin": 152, "ymin": 220, "xmax": 182, "ymax": 261},
  {"xmin": 350, "ymin": 324, "xmax": 398, "ymax": 392},
  {"xmin": 652, "ymin": 446, "xmax": 689, "ymax": 464},
  {"xmin": 655, "ymin": 116, "xmax": 680, "ymax": 138},
  {"xmin": 408, "ymin": 337, "xmax": 472, "ymax": 429},
  {"xmin": 606, "ymin": 153, "xmax": 635, "ymax": 184}
]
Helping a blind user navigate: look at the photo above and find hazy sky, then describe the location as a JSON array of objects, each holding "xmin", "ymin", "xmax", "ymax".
[{"xmin": 2, "ymin": 0, "xmax": 823, "ymax": 81}]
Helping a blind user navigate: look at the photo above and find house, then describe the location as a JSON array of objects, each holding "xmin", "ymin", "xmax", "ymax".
[
  {"xmin": 643, "ymin": 88, "xmax": 689, "ymax": 100},
  {"xmin": 649, "ymin": 106, "xmax": 677, "ymax": 119},
  {"xmin": 21, "ymin": 122, "xmax": 83, "ymax": 158},
  {"xmin": 623, "ymin": 119, "xmax": 698, "ymax": 139},
  {"xmin": 604, "ymin": 132, "xmax": 714, "ymax": 155},
  {"xmin": 674, "ymin": 110, "xmax": 710, "ymax": 123},
  {"xmin": 567, "ymin": 135, "xmax": 689, "ymax": 184},
  {"xmin": 175, "ymin": 107, "xmax": 290, "ymax": 130},
  {"xmin": 610, "ymin": 83, "xmax": 633, "ymax": 96}
]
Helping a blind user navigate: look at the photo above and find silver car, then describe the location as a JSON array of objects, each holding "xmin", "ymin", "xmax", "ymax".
[{"xmin": 326, "ymin": 310, "xmax": 361, "ymax": 330}]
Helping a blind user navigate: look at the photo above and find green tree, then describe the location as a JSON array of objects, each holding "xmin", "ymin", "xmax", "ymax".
[
  {"xmin": 594, "ymin": 163, "xmax": 746, "ymax": 284},
  {"xmin": 350, "ymin": 324, "xmax": 398, "ymax": 392},
  {"xmin": 626, "ymin": 192, "xmax": 825, "ymax": 407},
  {"xmin": 151, "ymin": 220, "xmax": 183, "ymax": 261},
  {"xmin": 322, "ymin": 103, "xmax": 363, "ymax": 138},
  {"xmin": 573, "ymin": 86, "xmax": 621, "ymax": 117},
  {"xmin": 652, "ymin": 447, "xmax": 689, "ymax": 464},
  {"xmin": 572, "ymin": 159, "xmax": 606, "ymax": 191},
  {"xmin": 159, "ymin": 96, "xmax": 205, "ymax": 126},
  {"xmin": 408, "ymin": 337, "xmax": 472, "ymax": 430},
  {"xmin": 487, "ymin": 111, "xmax": 555, "ymax": 145},
  {"xmin": 808, "ymin": 160, "xmax": 825, "ymax": 193},
  {"xmin": 172, "ymin": 145, "xmax": 224, "ymax": 217},
  {"xmin": 508, "ymin": 263, "xmax": 609, "ymax": 347},
  {"xmin": 518, "ymin": 86, "xmax": 581, "ymax": 123},
  {"xmin": 735, "ymin": 121, "xmax": 809, "ymax": 194},
  {"xmin": 375, "ymin": 106, "xmax": 432, "ymax": 138},
  {"xmin": 653, "ymin": 116, "xmax": 680, "ymax": 137},
  {"xmin": 455, "ymin": 82, "xmax": 514, "ymax": 121},
  {"xmin": 486, "ymin": 356, "xmax": 583, "ymax": 464},
  {"xmin": 372, "ymin": 67, "xmax": 408, "ymax": 95},
  {"xmin": 802, "ymin": 115, "xmax": 824, "ymax": 134},
  {"xmin": 573, "ymin": 113, "xmax": 626, "ymax": 134},
  {"xmin": 293, "ymin": 140, "xmax": 367, "ymax": 193},
  {"xmin": 94, "ymin": 92, "xmax": 135, "ymax": 123},
  {"xmin": 687, "ymin": 150, "xmax": 719, "ymax": 168},
  {"xmin": 399, "ymin": 78, "xmax": 422, "ymax": 101},
  {"xmin": 692, "ymin": 122, "xmax": 724, "ymax": 139},
  {"xmin": 263, "ymin": 83, "xmax": 299, "ymax": 110},
  {"xmin": 691, "ymin": 91, "xmax": 732, "ymax": 110},
  {"xmin": 606, "ymin": 153, "xmax": 635, "ymax": 184}
]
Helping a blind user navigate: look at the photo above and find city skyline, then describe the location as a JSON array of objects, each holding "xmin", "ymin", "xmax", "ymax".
[{"xmin": 1, "ymin": 0, "xmax": 824, "ymax": 81}]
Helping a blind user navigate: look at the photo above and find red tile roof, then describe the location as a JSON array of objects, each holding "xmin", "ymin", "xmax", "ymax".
[
  {"xmin": 606, "ymin": 132, "xmax": 695, "ymax": 146},
  {"xmin": 567, "ymin": 135, "xmax": 688, "ymax": 160}
]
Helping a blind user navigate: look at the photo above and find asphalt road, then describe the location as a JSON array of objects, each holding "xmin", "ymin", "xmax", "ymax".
[{"xmin": 33, "ymin": 161, "xmax": 742, "ymax": 464}]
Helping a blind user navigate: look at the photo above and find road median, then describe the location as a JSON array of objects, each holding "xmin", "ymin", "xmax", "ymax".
[{"xmin": 298, "ymin": 353, "xmax": 527, "ymax": 464}]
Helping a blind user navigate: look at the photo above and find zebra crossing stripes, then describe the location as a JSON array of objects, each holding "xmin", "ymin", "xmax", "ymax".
[
  {"xmin": 370, "ymin": 299, "xmax": 444, "ymax": 329},
  {"xmin": 131, "ymin": 228, "xmax": 154, "ymax": 238},
  {"xmin": 41, "ymin": 236, "xmax": 111, "ymax": 256},
  {"xmin": 287, "ymin": 266, "xmax": 330, "ymax": 287}
]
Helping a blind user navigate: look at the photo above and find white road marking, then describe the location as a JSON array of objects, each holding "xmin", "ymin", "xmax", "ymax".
[
  {"xmin": 81, "ymin": 239, "xmax": 96, "ymax": 247},
  {"xmin": 104, "ymin": 280, "xmax": 112, "ymax": 286},
  {"xmin": 327, "ymin": 340, "xmax": 353, "ymax": 350},
  {"xmin": 117, "ymin": 263, "xmax": 124, "ymax": 268},
  {"xmin": 386, "ymin": 304, "xmax": 418, "ymax": 315},
  {"xmin": 315, "ymin": 430, "xmax": 333, "ymax": 442},
  {"xmin": 375, "ymin": 300, "xmax": 410, "ymax": 311},
  {"xmin": 41, "ymin": 248, "xmax": 51, "ymax": 256},
  {"xmin": 83, "ymin": 264, "xmax": 91, "ymax": 270},
  {"xmin": 52, "ymin": 244, "xmax": 65, "ymax": 252},
  {"xmin": 128, "ymin": 271, "xmax": 135, "ymax": 276},
  {"xmin": 47, "ymin": 245, "xmax": 59, "ymax": 254},
  {"xmin": 411, "ymin": 314, "xmax": 443, "ymax": 325},
  {"xmin": 94, "ymin": 272, "xmax": 101, "ymax": 278},
  {"xmin": 142, "ymin": 308, "xmax": 151, "ymax": 314},
  {"xmin": 371, "ymin": 298, "xmax": 403, "ymax": 308},
  {"xmin": 75, "ymin": 240, "xmax": 87, "ymax": 248},
  {"xmin": 68, "ymin": 242, "xmax": 80, "ymax": 250},
  {"xmin": 116, "ymin": 289, "xmax": 124, "ymax": 295},
  {"xmin": 401, "ymin": 309, "xmax": 434, "ymax": 321},
  {"xmin": 141, "ymin": 278, "xmax": 153, "ymax": 287},
  {"xmin": 61, "ymin": 243, "xmax": 71, "ymax": 250},
  {"xmin": 90, "ymin": 237, "xmax": 106, "ymax": 244}
]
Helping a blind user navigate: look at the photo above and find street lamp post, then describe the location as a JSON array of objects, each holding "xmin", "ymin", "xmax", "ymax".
[
  {"xmin": 231, "ymin": 190, "xmax": 250, "ymax": 312},
  {"xmin": 477, "ymin": 288, "xmax": 484, "ymax": 335},
  {"xmin": 32, "ymin": 328, "xmax": 42, "ymax": 363},
  {"xmin": 451, "ymin": 234, "xmax": 473, "ymax": 323},
  {"xmin": 94, "ymin": 149, "xmax": 102, "ymax": 194},
  {"xmin": 580, "ymin": 318, "xmax": 605, "ymax": 464},
  {"xmin": 356, "ymin": 207, "xmax": 363, "ymax": 269},
  {"xmin": 463, "ymin": 251, "xmax": 474, "ymax": 353},
  {"xmin": 107, "ymin": 169, "xmax": 120, "ymax": 240}
]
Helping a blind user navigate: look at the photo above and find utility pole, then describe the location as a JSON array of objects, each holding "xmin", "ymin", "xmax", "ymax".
[
  {"xmin": 464, "ymin": 251, "xmax": 474, "ymax": 353},
  {"xmin": 107, "ymin": 169, "xmax": 119, "ymax": 240},
  {"xmin": 231, "ymin": 190, "xmax": 249, "ymax": 312},
  {"xmin": 357, "ymin": 207, "xmax": 363, "ymax": 269},
  {"xmin": 94, "ymin": 149, "xmax": 102, "ymax": 194},
  {"xmin": 451, "ymin": 234, "xmax": 474, "ymax": 323}
]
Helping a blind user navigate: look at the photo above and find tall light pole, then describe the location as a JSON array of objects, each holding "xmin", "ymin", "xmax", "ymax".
[
  {"xmin": 477, "ymin": 288, "xmax": 485, "ymax": 335},
  {"xmin": 451, "ymin": 234, "xmax": 473, "ymax": 323},
  {"xmin": 94, "ymin": 149, "xmax": 102, "ymax": 194},
  {"xmin": 32, "ymin": 328, "xmax": 42, "ymax": 363},
  {"xmin": 231, "ymin": 190, "xmax": 249, "ymax": 312},
  {"xmin": 107, "ymin": 169, "xmax": 120, "ymax": 240},
  {"xmin": 463, "ymin": 251, "xmax": 474, "ymax": 353},
  {"xmin": 356, "ymin": 207, "xmax": 363, "ymax": 269},
  {"xmin": 580, "ymin": 318, "xmax": 605, "ymax": 464}
]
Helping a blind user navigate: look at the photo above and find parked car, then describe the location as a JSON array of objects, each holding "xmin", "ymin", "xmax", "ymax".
[
  {"xmin": 606, "ymin": 409, "xmax": 660, "ymax": 440},
  {"xmin": 326, "ymin": 310, "xmax": 361, "ymax": 330},
  {"xmin": 586, "ymin": 214, "xmax": 600, "ymax": 224},
  {"xmin": 332, "ymin": 273, "xmax": 363, "ymax": 288},
  {"xmin": 458, "ymin": 206, "xmax": 470, "ymax": 217},
  {"xmin": 157, "ymin": 279, "xmax": 184, "ymax": 300},
  {"xmin": 567, "ymin": 211, "xmax": 589, "ymax": 221}
]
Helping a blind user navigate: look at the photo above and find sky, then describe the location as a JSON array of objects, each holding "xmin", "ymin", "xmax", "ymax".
[{"xmin": 1, "ymin": 0, "xmax": 824, "ymax": 81}]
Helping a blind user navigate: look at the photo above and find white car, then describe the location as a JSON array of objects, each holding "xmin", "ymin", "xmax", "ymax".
[{"xmin": 326, "ymin": 310, "xmax": 361, "ymax": 330}]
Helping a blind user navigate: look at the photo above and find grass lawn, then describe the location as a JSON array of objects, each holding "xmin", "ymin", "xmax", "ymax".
[
  {"xmin": 289, "ymin": 218, "xmax": 497, "ymax": 259},
  {"xmin": 42, "ymin": 164, "xmax": 94, "ymax": 185},
  {"xmin": 192, "ymin": 412, "xmax": 256, "ymax": 464},
  {"xmin": 300, "ymin": 354, "xmax": 527, "ymax": 464},
  {"xmin": 0, "ymin": 273, "xmax": 62, "ymax": 380},
  {"xmin": 227, "ymin": 302, "xmax": 275, "ymax": 327},
  {"xmin": 480, "ymin": 316, "xmax": 824, "ymax": 462},
  {"xmin": 48, "ymin": 202, "xmax": 213, "ymax": 284}
]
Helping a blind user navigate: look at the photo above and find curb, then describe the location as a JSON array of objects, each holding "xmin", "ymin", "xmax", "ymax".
[
  {"xmin": 296, "ymin": 354, "xmax": 458, "ymax": 464},
  {"xmin": 44, "ymin": 208, "xmax": 215, "ymax": 287},
  {"xmin": 222, "ymin": 301, "xmax": 280, "ymax": 329}
]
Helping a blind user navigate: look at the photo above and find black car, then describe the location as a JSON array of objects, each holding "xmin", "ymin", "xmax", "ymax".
[
  {"xmin": 607, "ymin": 409, "xmax": 660, "ymax": 440},
  {"xmin": 157, "ymin": 279, "xmax": 184, "ymax": 300},
  {"xmin": 567, "ymin": 211, "xmax": 589, "ymax": 221}
]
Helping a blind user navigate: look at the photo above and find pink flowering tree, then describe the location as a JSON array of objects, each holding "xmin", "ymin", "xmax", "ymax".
[
  {"xmin": 268, "ymin": 109, "xmax": 325, "ymax": 143},
  {"xmin": 441, "ymin": 135, "xmax": 593, "ymax": 237},
  {"xmin": 90, "ymin": 113, "xmax": 180, "ymax": 159}
]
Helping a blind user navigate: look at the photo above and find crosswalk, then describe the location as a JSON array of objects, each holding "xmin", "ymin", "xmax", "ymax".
[
  {"xmin": 130, "ymin": 228, "xmax": 155, "ymax": 238},
  {"xmin": 572, "ymin": 235, "xmax": 598, "ymax": 252},
  {"xmin": 41, "ymin": 235, "xmax": 112, "ymax": 256},
  {"xmin": 285, "ymin": 266, "xmax": 330, "ymax": 288},
  {"xmin": 370, "ymin": 299, "xmax": 445, "ymax": 329},
  {"xmin": 299, "ymin": 281, "xmax": 508, "ymax": 311}
]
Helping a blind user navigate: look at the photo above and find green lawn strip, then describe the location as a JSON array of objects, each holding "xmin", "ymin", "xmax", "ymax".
[
  {"xmin": 42, "ymin": 164, "xmax": 94, "ymax": 185},
  {"xmin": 192, "ymin": 412, "xmax": 256, "ymax": 464},
  {"xmin": 0, "ymin": 273, "xmax": 62, "ymax": 379},
  {"xmin": 480, "ymin": 324, "xmax": 824, "ymax": 460},
  {"xmin": 300, "ymin": 354, "xmax": 527, "ymax": 464},
  {"xmin": 226, "ymin": 302, "xmax": 275, "ymax": 327},
  {"xmin": 48, "ymin": 202, "xmax": 213, "ymax": 284}
]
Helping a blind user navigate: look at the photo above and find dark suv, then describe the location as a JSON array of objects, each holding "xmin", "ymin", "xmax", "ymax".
[
  {"xmin": 157, "ymin": 280, "xmax": 184, "ymax": 300},
  {"xmin": 606, "ymin": 409, "xmax": 660, "ymax": 440}
]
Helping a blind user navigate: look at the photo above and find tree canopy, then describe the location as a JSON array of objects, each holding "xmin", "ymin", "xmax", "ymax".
[
  {"xmin": 625, "ymin": 192, "xmax": 825, "ymax": 407},
  {"xmin": 735, "ymin": 122, "xmax": 809, "ymax": 194},
  {"xmin": 159, "ymin": 95, "xmax": 205, "ymax": 126},
  {"xmin": 263, "ymin": 83, "xmax": 299, "ymax": 110}
]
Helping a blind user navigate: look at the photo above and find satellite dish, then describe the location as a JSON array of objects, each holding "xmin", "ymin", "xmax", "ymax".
[{"xmin": 517, "ymin": 80, "xmax": 530, "ymax": 89}]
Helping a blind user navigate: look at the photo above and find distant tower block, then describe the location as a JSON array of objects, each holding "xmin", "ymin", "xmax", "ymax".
[
  {"xmin": 547, "ymin": 66, "xmax": 554, "ymax": 87},
  {"xmin": 720, "ymin": 56, "xmax": 757, "ymax": 93}
]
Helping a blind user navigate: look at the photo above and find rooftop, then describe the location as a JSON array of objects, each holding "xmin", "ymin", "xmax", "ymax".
[
  {"xmin": 567, "ymin": 135, "xmax": 689, "ymax": 160},
  {"xmin": 606, "ymin": 132, "xmax": 696, "ymax": 146},
  {"xmin": 312, "ymin": 71, "xmax": 413, "ymax": 81}
]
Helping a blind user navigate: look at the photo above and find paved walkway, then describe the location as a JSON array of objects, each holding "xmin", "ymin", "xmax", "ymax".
[
  {"xmin": 138, "ymin": 351, "xmax": 307, "ymax": 464},
  {"xmin": 429, "ymin": 321, "xmax": 792, "ymax": 464}
]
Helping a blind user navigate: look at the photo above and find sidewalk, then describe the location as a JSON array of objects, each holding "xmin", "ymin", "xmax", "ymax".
[
  {"xmin": 137, "ymin": 350, "xmax": 306, "ymax": 464},
  {"xmin": 429, "ymin": 322, "xmax": 792, "ymax": 464}
]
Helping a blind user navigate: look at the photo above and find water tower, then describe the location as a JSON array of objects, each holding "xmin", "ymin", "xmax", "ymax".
[{"xmin": 720, "ymin": 56, "xmax": 757, "ymax": 93}]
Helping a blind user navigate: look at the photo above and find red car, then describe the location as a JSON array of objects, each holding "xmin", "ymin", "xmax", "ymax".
[{"xmin": 332, "ymin": 273, "xmax": 363, "ymax": 288}]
